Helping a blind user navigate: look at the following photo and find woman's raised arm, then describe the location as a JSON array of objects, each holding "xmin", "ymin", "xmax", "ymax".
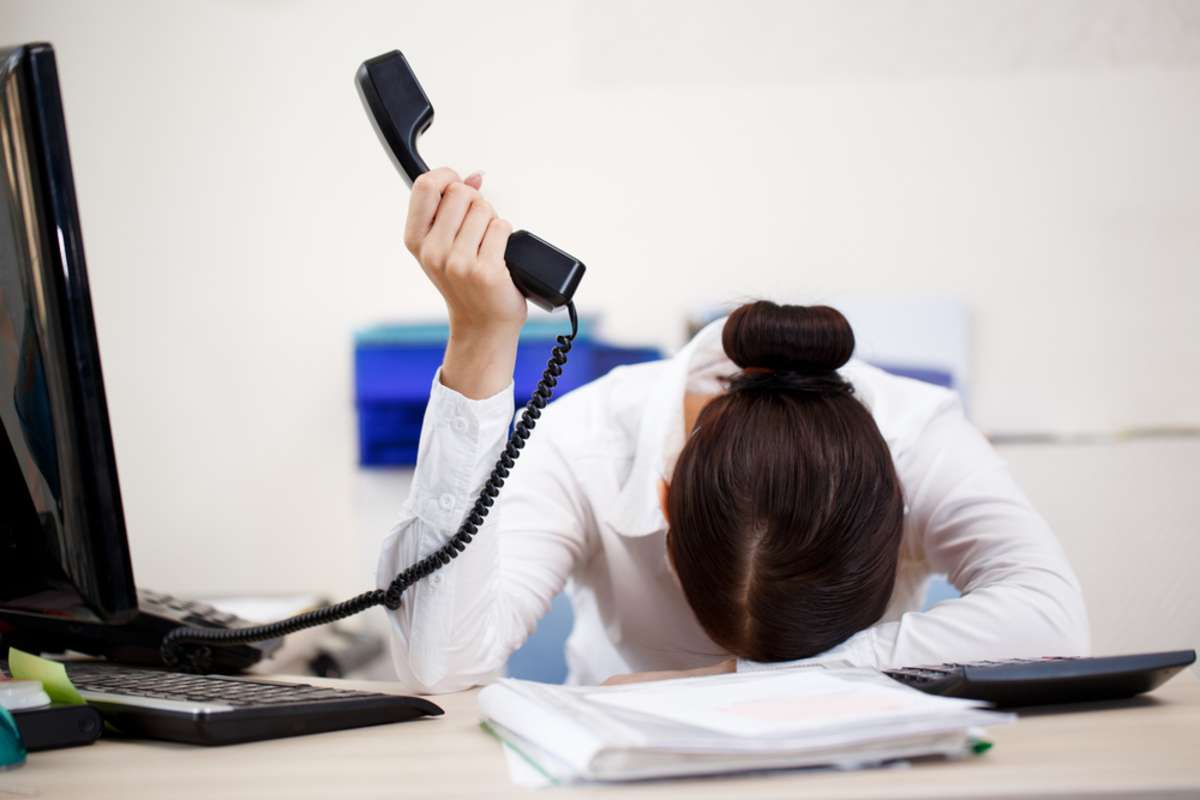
[{"xmin": 377, "ymin": 168, "xmax": 589, "ymax": 693}]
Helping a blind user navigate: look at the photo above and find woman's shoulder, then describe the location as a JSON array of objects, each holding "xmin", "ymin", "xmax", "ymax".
[
  {"xmin": 840, "ymin": 359, "xmax": 964, "ymax": 457},
  {"xmin": 536, "ymin": 357, "xmax": 672, "ymax": 455}
]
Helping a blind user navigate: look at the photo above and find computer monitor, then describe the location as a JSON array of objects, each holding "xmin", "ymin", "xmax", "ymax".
[{"xmin": 0, "ymin": 42, "xmax": 138, "ymax": 628}]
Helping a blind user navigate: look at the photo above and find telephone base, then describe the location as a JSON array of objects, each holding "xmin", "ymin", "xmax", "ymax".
[{"xmin": 0, "ymin": 589, "xmax": 279, "ymax": 674}]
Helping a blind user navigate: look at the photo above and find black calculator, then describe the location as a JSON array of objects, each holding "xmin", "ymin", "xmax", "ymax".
[{"xmin": 883, "ymin": 649, "xmax": 1196, "ymax": 708}]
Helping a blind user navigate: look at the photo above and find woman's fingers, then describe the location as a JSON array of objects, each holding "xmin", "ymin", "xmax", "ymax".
[
  {"xmin": 449, "ymin": 199, "xmax": 494, "ymax": 274},
  {"xmin": 422, "ymin": 182, "xmax": 478, "ymax": 269},
  {"xmin": 404, "ymin": 167, "xmax": 460, "ymax": 255},
  {"xmin": 478, "ymin": 216, "xmax": 513, "ymax": 271},
  {"xmin": 601, "ymin": 660, "xmax": 737, "ymax": 686},
  {"xmin": 402, "ymin": 166, "xmax": 526, "ymax": 340}
]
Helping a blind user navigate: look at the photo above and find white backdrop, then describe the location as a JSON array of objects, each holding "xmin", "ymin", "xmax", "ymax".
[{"xmin": 1, "ymin": 0, "xmax": 1197, "ymax": 654}]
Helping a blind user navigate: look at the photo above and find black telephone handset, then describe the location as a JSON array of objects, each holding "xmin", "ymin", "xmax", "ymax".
[
  {"xmin": 356, "ymin": 50, "xmax": 584, "ymax": 312},
  {"xmin": 160, "ymin": 50, "xmax": 586, "ymax": 672}
]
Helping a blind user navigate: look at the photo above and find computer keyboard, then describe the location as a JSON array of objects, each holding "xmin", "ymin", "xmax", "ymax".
[
  {"xmin": 883, "ymin": 650, "xmax": 1196, "ymax": 708},
  {"xmin": 63, "ymin": 662, "xmax": 442, "ymax": 745}
]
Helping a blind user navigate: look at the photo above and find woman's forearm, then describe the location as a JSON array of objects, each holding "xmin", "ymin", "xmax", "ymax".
[{"xmin": 441, "ymin": 326, "xmax": 519, "ymax": 400}]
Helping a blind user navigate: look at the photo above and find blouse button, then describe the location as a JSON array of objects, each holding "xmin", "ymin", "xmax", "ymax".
[
  {"xmin": 451, "ymin": 416, "xmax": 468, "ymax": 433},
  {"xmin": 439, "ymin": 494, "xmax": 455, "ymax": 511}
]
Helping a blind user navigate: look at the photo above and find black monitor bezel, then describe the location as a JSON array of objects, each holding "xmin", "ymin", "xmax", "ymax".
[{"xmin": 1, "ymin": 42, "xmax": 137, "ymax": 624}]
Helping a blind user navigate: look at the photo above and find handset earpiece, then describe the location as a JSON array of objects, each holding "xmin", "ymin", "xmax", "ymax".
[
  {"xmin": 355, "ymin": 50, "xmax": 585, "ymax": 312},
  {"xmin": 356, "ymin": 51, "xmax": 431, "ymax": 187}
]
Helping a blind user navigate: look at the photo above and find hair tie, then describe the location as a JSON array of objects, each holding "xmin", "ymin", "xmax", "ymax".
[{"xmin": 728, "ymin": 368, "xmax": 854, "ymax": 397}]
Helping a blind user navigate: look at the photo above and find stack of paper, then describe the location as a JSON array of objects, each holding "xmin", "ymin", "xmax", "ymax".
[{"xmin": 479, "ymin": 667, "xmax": 1013, "ymax": 783}]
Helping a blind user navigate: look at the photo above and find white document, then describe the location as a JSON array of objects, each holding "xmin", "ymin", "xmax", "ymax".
[
  {"xmin": 478, "ymin": 666, "xmax": 1013, "ymax": 784},
  {"xmin": 585, "ymin": 669, "xmax": 982, "ymax": 738}
]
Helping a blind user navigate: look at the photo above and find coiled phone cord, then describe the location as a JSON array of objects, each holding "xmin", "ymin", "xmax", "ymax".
[{"xmin": 161, "ymin": 302, "xmax": 579, "ymax": 672}]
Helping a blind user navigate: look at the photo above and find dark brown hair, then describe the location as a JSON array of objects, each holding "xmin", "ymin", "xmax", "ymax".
[{"xmin": 666, "ymin": 300, "xmax": 904, "ymax": 662}]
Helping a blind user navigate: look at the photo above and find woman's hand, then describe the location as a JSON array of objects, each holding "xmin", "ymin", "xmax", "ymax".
[
  {"xmin": 404, "ymin": 166, "xmax": 527, "ymax": 399},
  {"xmin": 602, "ymin": 658, "xmax": 736, "ymax": 686}
]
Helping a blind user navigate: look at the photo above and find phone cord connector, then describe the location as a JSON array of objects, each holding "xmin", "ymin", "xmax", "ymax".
[{"xmin": 161, "ymin": 302, "xmax": 578, "ymax": 673}]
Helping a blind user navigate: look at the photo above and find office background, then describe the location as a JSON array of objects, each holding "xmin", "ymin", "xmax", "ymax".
[{"xmin": 1, "ymin": 0, "xmax": 1197, "ymax": 665}]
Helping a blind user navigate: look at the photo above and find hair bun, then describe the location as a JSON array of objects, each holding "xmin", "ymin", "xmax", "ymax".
[{"xmin": 722, "ymin": 301, "xmax": 855, "ymax": 374}]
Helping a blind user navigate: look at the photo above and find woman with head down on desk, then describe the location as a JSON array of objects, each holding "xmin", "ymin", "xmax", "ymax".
[{"xmin": 376, "ymin": 167, "xmax": 1089, "ymax": 692}]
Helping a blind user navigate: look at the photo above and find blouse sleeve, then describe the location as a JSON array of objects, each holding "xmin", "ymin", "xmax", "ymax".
[{"xmin": 376, "ymin": 370, "xmax": 591, "ymax": 694}]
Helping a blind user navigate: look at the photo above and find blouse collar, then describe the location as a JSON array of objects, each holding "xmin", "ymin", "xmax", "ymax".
[{"xmin": 609, "ymin": 317, "xmax": 730, "ymax": 537}]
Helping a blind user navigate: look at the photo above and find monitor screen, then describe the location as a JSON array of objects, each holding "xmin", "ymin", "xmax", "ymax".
[{"xmin": 0, "ymin": 43, "xmax": 137, "ymax": 625}]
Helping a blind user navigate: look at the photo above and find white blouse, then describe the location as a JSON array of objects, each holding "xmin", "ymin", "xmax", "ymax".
[{"xmin": 377, "ymin": 317, "xmax": 1090, "ymax": 693}]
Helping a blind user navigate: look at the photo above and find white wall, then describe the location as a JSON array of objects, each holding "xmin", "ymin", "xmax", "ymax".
[
  {"xmin": 999, "ymin": 438, "xmax": 1200, "ymax": 656},
  {"xmin": 1, "ymin": 0, "xmax": 1197, "ymax": 652}
]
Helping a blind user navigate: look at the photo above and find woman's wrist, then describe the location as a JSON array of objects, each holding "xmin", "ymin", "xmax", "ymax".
[{"xmin": 440, "ymin": 324, "xmax": 521, "ymax": 400}]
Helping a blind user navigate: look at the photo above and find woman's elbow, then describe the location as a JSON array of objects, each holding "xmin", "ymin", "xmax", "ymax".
[
  {"xmin": 387, "ymin": 644, "xmax": 502, "ymax": 695},
  {"xmin": 398, "ymin": 671, "xmax": 492, "ymax": 696},
  {"xmin": 1060, "ymin": 588, "xmax": 1091, "ymax": 657},
  {"xmin": 1037, "ymin": 576, "xmax": 1091, "ymax": 657},
  {"xmin": 382, "ymin": 619, "xmax": 510, "ymax": 695}
]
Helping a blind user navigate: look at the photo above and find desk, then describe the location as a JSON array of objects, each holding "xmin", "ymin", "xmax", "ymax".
[{"xmin": 3, "ymin": 673, "xmax": 1198, "ymax": 799}]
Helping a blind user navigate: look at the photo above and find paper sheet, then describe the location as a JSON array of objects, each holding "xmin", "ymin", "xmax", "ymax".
[
  {"xmin": 586, "ymin": 670, "xmax": 980, "ymax": 738},
  {"xmin": 482, "ymin": 670, "xmax": 1011, "ymax": 784},
  {"xmin": 501, "ymin": 741, "xmax": 554, "ymax": 789},
  {"xmin": 481, "ymin": 720, "xmax": 556, "ymax": 788},
  {"xmin": 7, "ymin": 648, "xmax": 86, "ymax": 706}
]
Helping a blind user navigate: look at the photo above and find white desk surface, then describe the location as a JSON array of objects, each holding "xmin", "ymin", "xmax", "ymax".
[{"xmin": 3, "ymin": 672, "xmax": 1198, "ymax": 800}]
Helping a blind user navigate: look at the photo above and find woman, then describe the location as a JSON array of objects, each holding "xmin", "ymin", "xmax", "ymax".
[{"xmin": 378, "ymin": 168, "xmax": 1089, "ymax": 693}]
